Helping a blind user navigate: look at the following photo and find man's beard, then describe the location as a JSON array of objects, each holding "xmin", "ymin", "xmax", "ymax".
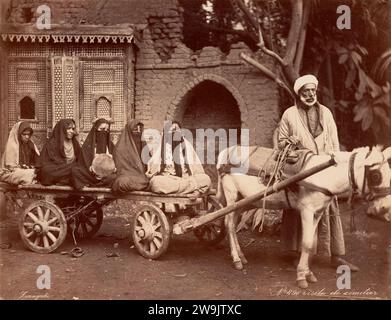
[{"xmin": 300, "ymin": 94, "xmax": 317, "ymax": 107}]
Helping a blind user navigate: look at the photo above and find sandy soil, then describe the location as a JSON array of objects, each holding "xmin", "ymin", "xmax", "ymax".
[{"xmin": 0, "ymin": 199, "xmax": 390, "ymax": 300}]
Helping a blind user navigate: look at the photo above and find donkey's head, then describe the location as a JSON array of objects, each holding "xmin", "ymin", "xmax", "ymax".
[
  {"xmin": 367, "ymin": 195, "xmax": 391, "ymax": 222},
  {"xmin": 365, "ymin": 146, "xmax": 391, "ymax": 220}
]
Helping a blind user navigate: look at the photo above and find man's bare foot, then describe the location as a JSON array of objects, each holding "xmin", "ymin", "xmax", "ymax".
[{"xmin": 330, "ymin": 256, "xmax": 359, "ymax": 272}]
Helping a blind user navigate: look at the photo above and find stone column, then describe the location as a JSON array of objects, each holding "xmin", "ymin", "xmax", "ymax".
[{"xmin": 0, "ymin": 1, "xmax": 10, "ymax": 156}]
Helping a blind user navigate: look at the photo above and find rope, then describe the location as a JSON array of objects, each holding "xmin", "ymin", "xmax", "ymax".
[
  {"xmin": 256, "ymin": 143, "xmax": 294, "ymax": 232},
  {"xmin": 72, "ymin": 218, "xmax": 78, "ymax": 246}
]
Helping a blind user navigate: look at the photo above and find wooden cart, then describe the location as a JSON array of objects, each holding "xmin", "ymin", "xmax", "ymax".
[
  {"xmin": 0, "ymin": 183, "xmax": 225, "ymax": 259},
  {"xmin": 1, "ymin": 157, "xmax": 336, "ymax": 260}
]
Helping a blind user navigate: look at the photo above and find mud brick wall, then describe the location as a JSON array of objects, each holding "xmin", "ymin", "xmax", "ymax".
[
  {"xmin": 6, "ymin": 0, "xmax": 179, "ymax": 25},
  {"xmin": 5, "ymin": 0, "xmax": 280, "ymax": 148},
  {"xmin": 135, "ymin": 36, "xmax": 280, "ymax": 147}
]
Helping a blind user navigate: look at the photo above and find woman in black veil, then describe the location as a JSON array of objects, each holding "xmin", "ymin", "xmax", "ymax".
[
  {"xmin": 38, "ymin": 119, "xmax": 81, "ymax": 186},
  {"xmin": 71, "ymin": 118, "xmax": 116, "ymax": 190}
]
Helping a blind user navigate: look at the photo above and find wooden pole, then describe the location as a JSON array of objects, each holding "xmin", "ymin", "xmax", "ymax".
[{"xmin": 173, "ymin": 157, "xmax": 336, "ymax": 235}]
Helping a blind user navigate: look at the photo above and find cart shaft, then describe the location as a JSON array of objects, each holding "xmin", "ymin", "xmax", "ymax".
[{"xmin": 173, "ymin": 157, "xmax": 336, "ymax": 234}]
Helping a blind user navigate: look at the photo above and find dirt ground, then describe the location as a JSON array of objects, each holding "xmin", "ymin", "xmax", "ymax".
[{"xmin": 0, "ymin": 199, "xmax": 390, "ymax": 300}]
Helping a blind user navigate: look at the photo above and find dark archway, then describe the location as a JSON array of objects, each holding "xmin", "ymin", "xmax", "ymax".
[
  {"xmin": 19, "ymin": 96, "xmax": 35, "ymax": 119},
  {"xmin": 178, "ymin": 80, "xmax": 241, "ymax": 185}
]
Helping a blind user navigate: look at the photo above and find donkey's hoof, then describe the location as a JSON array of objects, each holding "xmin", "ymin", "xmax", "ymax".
[
  {"xmin": 241, "ymin": 256, "xmax": 248, "ymax": 265},
  {"xmin": 297, "ymin": 279, "xmax": 308, "ymax": 289},
  {"xmin": 233, "ymin": 261, "xmax": 243, "ymax": 270},
  {"xmin": 306, "ymin": 272, "xmax": 318, "ymax": 283}
]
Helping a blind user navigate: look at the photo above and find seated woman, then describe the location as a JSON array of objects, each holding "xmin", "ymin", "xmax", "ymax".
[
  {"xmin": 71, "ymin": 118, "xmax": 116, "ymax": 190},
  {"xmin": 38, "ymin": 119, "xmax": 81, "ymax": 186},
  {"xmin": 0, "ymin": 121, "xmax": 39, "ymax": 185},
  {"xmin": 111, "ymin": 120, "xmax": 150, "ymax": 193},
  {"xmin": 147, "ymin": 121, "xmax": 211, "ymax": 195}
]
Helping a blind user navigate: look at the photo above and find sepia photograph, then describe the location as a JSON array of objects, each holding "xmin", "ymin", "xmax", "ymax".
[{"xmin": 0, "ymin": 0, "xmax": 390, "ymax": 307}]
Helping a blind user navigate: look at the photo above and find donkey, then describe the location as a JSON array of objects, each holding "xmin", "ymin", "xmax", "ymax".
[{"xmin": 216, "ymin": 145, "xmax": 391, "ymax": 288}]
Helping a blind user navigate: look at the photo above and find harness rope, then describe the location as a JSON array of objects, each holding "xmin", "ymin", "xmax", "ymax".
[
  {"xmin": 256, "ymin": 143, "xmax": 295, "ymax": 232},
  {"xmin": 348, "ymin": 152, "xmax": 359, "ymax": 232}
]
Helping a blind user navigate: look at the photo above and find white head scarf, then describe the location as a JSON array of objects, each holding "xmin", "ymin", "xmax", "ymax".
[{"xmin": 0, "ymin": 122, "xmax": 40, "ymax": 170}]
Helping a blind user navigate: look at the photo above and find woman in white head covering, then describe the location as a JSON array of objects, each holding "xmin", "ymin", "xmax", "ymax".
[{"xmin": 0, "ymin": 121, "xmax": 39, "ymax": 185}]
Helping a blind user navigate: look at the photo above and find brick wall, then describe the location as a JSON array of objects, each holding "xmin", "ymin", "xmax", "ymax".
[
  {"xmin": 6, "ymin": 0, "xmax": 178, "ymax": 25},
  {"xmin": 4, "ymin": 0, "xmax": 280, "ymax": 149},
  {"xmin": 135, "ymin": 28, "xmax": 280, "ymax": 147}
]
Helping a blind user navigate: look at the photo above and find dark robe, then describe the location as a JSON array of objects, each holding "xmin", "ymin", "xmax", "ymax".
[
  {"xmin": 18, "ymin": 122, "xmax": 39, "ymax": 168},
  {"xmin": 71, "ymin": 118, "xmax": 116, "ymax": 190},
  {"xmin": 38, "ymin": 119, "xmax": 81, "ymax": 186},
  {"xmin": 159, "ymin": 129, "xmax": 191, "ymax": 177},
  {"xmin": 112, "ymin": 120, "xmax": 150, "ymax": 193}
]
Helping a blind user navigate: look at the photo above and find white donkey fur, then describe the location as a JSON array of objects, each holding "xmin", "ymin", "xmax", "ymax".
[{"xmin": 216, "ymin": 145, "xmax": 391, "ymax": 288}]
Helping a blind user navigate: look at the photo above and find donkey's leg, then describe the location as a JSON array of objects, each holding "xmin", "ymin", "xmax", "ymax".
[
  {"xmin": 234, "ymin": 176, "xmax": 265, "ymax": 266},
  {"xmin": 232, "ymin": 211, "xmax": 248, "ymax": 265},
  {"xmin": 297, "ymin": 208, "xmax": 316, "ymax": 289},
  {"xmin": 225, "ymin": 212, "xmax": 244, "ymax": 270},
  {"xmin": 221, "ymin": 175, "xmax": 243, "ymax": 270},
  {"xmin": 304, "ymin": 211, "xmax": 324, "ymax": 284}
]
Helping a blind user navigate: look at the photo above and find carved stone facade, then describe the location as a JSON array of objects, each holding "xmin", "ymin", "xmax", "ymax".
[{"xmin": 1, "ymin": 32, "xmax": 134, "ymax": 145}]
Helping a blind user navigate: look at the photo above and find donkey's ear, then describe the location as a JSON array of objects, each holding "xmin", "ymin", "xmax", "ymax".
[
  {"xmin": 383, "ymin": 147, "xmax": 391, "ymax": 160},
  {"xmin": 374, "ymin": 144, "xmax": 384, "ymax": 152}
]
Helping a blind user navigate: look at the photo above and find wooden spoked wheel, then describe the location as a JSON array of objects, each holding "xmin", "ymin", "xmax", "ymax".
[
  {"xmin": 132, "ymin": 204, "xmax": 170, "ymax": 259},
  {"xmin": 193, "ymin": 196, "xmax": 226, "ymax": 245},
  {"xmin": 19, "ymin": 200, "xmax": 67, "ymax": 253},
  {"xmin": 67, "ymin": 207, "xmax": 103, "ymax": 240}
]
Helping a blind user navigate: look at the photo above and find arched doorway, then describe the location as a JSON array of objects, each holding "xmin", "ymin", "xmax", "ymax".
[{"xmin": 175, "ymin": 80, "xmax": 241, "ymax": 185}]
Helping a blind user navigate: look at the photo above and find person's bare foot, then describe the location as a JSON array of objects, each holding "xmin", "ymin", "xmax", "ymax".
[{"xmin": 330, "ymin": 256, "xmax": 359, "ymax": 272}]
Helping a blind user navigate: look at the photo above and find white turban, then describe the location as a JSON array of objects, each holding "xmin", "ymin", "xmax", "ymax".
[{"xmin": 293, "ymin": 74, "xmax": 318, "ymax": 95}]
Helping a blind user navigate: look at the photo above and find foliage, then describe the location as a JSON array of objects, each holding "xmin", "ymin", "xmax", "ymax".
[{"xmin": 180, "ymin": 0, "xmax": 391, "ymax": 147}]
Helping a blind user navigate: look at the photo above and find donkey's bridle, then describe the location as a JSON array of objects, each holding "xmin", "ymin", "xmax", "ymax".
[{"xmin": 349, "ymin": 151, "xmax": 391, "ymax": 200}]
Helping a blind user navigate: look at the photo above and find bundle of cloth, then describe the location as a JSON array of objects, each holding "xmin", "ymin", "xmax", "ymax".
[
  {"xmin": 0, "ymin": 121, "xmax": 40, "ymax": 185},
  {"xmin": 71, "ymin": 118, "xmax": 116, "ymax": 190}
]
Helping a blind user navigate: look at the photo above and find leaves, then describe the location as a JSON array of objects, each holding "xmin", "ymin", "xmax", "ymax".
[
  {"xmin": 361, "ymin": 107, "xmax": 373, "ymax": 131},
  {"xmin": 236, "ymin": 209, "xmax": 255, "ymax": 232},
  {"xmin": 236, "ymin": 208, "xmax": 266, "ymax": 232},
  {"xmin": 350, "ymin": 51, "xmax": 362, "ymax": 66},
  {"xmin": 374, "ymin": 107, "xmax": 391, "ymax": 127},
  {"xmin": 338, "ymin": 100, "xmax": 349, "ymax": 109},
  {"xmin": 353, "ymin": 102, "xmax": 370, "ymax": 123},
  {"xmin": 353, "ymin": 97, "xmax": 374, "ymax": 131},
  {"xmin": 338, "ymin": 53, "xmax": 348, "ymax": 64},
  {"xmin": 252, "ymin": 209, "xmax": 264, "ymax": 231},
  {"xmin": 353, "ymin": 76, "xmax": 391, "ymax": 131},
  {"xmin": 198, "ymin": 0, "xmax": 391, "ymax": 144},
  {"xmin": 345, "ymin": 67, "xmax": 356, "ymax": 89},
  {"xmin": 372, "ymin": 47, "xmax": 391, "ymax": 81}
]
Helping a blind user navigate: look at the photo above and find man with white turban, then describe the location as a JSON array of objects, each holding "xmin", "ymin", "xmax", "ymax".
[{"xmin": 278, "ymin": 74, "xmax": 359, "ymax": 271}]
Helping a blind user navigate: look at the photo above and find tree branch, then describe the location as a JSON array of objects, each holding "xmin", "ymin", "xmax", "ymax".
[
  {"xmin": 257, "ymin": 27, "xmax": 286, "ymax": 66},
  {"xmin": 240, "ymin": 52, "xmax": 295, "ymax": 98},
  {"xmin": 293, "ymin": 0, "xmax": 310, "ymax": 74},
  {"xmin": 230, "ymin": 0, "xmax": 286, "ymax": 67},
  {"xmin": 283, "ymin": 0, "xmax": 303, "ymax": 68},
  {"xmin": 230, "ymin": 0, "xmax": 272, "ymax": 49}
]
